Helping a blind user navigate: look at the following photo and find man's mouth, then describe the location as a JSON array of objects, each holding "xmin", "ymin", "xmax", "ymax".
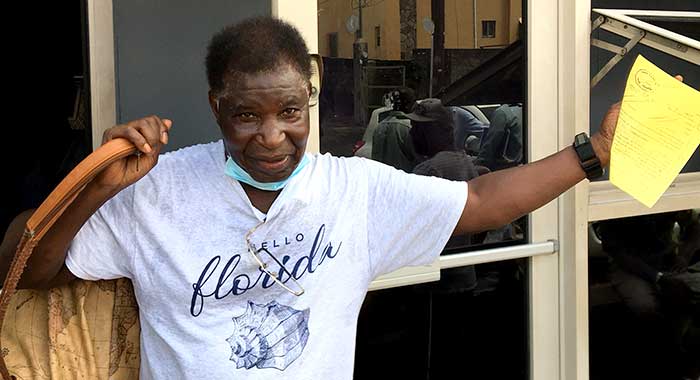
[{"xmin": 253, "ymin": 155, "xmax": 291, "ymax": 173}]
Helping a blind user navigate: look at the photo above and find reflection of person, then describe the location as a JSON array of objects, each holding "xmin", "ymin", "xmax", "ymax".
[
  {"xmin": 597, "ymin": 210, "xmax": 700, "ymax": 378},
  {"xmin": 409, "ymin": 99, "xmax": 480, "ymax": 182},
  {"xmin": 407, "ymin": 99, "xmax": 480, "ymax": 377},
  {"xmin": 371, "ymin": 87, "xmax": 416, "ymax": 172},
  {"xmin": 1, "ymin": 16, "xmax": 626, "ymax": 379},
  {"xmin": 408, "ymin": 98, "xmax": 478, "ymax": 289},
  {"xmin": 407, "ymin": 99, "xmax": 461, "ymax": 166},
  {"xmin": 475, "ymin": 104, "xmax": 523, "ymax": 171}
]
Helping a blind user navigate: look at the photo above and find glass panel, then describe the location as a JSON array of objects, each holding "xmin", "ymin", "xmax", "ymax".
[
  {"xmin": 317, "ymin": 0, "xmax": 527, "ymax": 252},
  {"xmin": 355, "ymin": 260, "xmax": 529, "ymax": 379},
  {"xmin": 588, "ymin": 209, "xmax": 700, "ymax": 380},
  {"xmin": 317, "ymin": 1, "xmax": 530, "ymax": 377},
  {"xmin": 589, "ymin": 1, "xmax": 700, "ymax": 179}
]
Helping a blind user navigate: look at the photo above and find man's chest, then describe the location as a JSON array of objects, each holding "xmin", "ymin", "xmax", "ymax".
[{"xmin": 130, "ymin": 210, "xmax": 368, "ymax": 317}]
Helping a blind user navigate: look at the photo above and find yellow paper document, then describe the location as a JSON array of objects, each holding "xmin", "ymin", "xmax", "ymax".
[{"xmin": 610, "ymin": 55, "xmax": 700, "ymax": 208}]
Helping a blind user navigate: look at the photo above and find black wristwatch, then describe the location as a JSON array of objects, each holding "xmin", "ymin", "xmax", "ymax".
[{"xmin": 573, "ymin": 132, "xmax": 603, "ymax": 180}]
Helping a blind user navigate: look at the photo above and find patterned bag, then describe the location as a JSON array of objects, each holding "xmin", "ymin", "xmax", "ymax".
[
  {"xmin": 1, "ymin": 279, "xmax": 141, "ymax": 379},
  {"xmin": 0, "ymin": 139, "xmax": 140, "ymax": 379}
]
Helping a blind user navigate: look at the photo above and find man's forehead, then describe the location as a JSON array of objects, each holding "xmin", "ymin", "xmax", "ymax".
[
  {"xmin": 234, "ymin": 82, "xmax": 308, "ymax": 93},
  {"xmin": 221, "ymin": 84, "xmax": 309, "ymax": 107},
  {"xmin": 224, "ymin": 65, "xmax": 307, "ymax": 88},
  {"xmin": 219, "ymin": 72, "xmax": 307, "ymax": 102}
]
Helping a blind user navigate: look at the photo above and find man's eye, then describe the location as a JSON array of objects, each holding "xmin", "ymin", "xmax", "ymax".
[
  {"xmin": 281, "ymin": 108, "xmax": 300, "ymax": 118},
  {"xmin": 236, "ymin": 112, "xmax": 258, "ymax": 122}
]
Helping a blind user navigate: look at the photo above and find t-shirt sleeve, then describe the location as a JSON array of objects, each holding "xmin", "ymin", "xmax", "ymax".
[
  {"xmin": 65, "ymin": 186, "xmax": 136, "ymax": 280},
  {"xmin": 363, "ymin": 159, "xmax": 468, "ymax": 278}
]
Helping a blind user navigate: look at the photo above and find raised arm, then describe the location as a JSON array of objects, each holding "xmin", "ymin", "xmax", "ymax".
[
  {"xmin": 457, "ymin": 74, "xmax": 688, "ymax": 235},
  {"xmin": 0, "ymin": 116, "xmax": 172, "ymax": 289},
  {"xmin": 453, "ymin": 102, "xmax": 618, "ymax": 235}
]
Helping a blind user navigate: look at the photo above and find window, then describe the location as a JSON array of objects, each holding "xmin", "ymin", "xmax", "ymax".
[
  {"xmin": 317, "ymin": 0, "xmax": 527, "ymax": 252},
  {"xmin": 356, "ymin": 260, "xmax": 529, "ymax": 379},
  {"xmin": 328, "ymin": 32, "xmax": 338, "ymax": 58},
  {"xmin": 317, "ymin": 0, "xmax": 532, "ymax": 377},
  {"xmin": 589, "ymin": 8, "xmax": 700, "ymax": 179},
  {"xmin": 587, "ymin": 4, "xmax": 700, "ymax": 380},
  {"xmin": 482, "ymin": 20, "xmax": 496, "ymax": 38}
]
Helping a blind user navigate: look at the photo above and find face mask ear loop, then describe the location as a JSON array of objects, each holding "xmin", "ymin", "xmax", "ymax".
[
  {"xmin": 217, "ymin": 97, "xmax": 231, "ymax": 161},
  {"xmin": 224, "ymin": 144, "xmax": 232, "ymax": 160}
]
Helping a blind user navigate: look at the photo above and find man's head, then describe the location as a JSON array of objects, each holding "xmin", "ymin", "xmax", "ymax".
[
  {"xmin": 206, "ymin": 17, "xmax": 313, "ymax": 185},
  {"xmin": 206, "ymin": 17, "xmax": 312, "ymax": 98},
  {"xmin": 406, "ymin": 98, "xmax": 454, "ymax": 157},
  {"xmin": 390, "ymin": 87, "xmax": 416, "ymax": 114}
]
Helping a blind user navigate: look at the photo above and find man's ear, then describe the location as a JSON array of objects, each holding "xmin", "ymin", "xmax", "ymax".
[
  {"xmin": 208, "ymin": 91, "xmax": 220, "ymax": 121},
  {"xmin": 309, "ymin": 54, "xmax": 323, "ymax": 107}
]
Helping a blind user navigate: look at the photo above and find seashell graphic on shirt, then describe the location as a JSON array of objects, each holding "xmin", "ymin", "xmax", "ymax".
[{"xmin": 226, "ymin": 300, "xmax": 310, "ymax": 370}]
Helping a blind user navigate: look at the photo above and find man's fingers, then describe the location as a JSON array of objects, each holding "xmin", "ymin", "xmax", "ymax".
[
  {"xmin": 123, "ymin": 127, "xmax": 151, "ymax": 154},
  {"xmin": 160, "ymin": 118, "xmax": 173, "ymax": 144},
  {"xmin": 133, "ymin": 117, "xmax": 162, "ymax": 154},
  {"xmin": 102, "ymin": 128, "xmax": 113, "ymax": 144},
  {"xmin": 102, "ymin": 116, "xmax": 171, "ymax": 151},
  {"xmin": 674, "ymin": 74, "xmax": 684, "ymax": 82}
]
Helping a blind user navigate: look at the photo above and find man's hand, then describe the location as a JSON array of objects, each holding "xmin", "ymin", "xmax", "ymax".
[
  {"xmin": 590, "ymin": 75, "xmax": 684, "ymax": 168},
  {"xmin": 94, "ymin": 116, "xmax": 172, "ymax": 193}
]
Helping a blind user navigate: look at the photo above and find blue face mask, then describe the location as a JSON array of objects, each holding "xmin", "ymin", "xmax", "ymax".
[{"xmin": 225, "ymin": 154, "xmax": 310, "ymax": 191}]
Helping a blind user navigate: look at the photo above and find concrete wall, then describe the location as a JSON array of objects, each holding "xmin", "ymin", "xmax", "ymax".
[
  {"xmin": 113, "ymin": 1, "xmax": 270, "ymax": 152},
  {"xmin": 319, "ymin": 0, "xmax": 520, "ymax": 59},
  {"xmin": 417, "ymin": 0, "xmax": 521, "ymax": 49},
  {"xmin": 317, "ymin": 0, "xmax": 402, "ymax": 59}
]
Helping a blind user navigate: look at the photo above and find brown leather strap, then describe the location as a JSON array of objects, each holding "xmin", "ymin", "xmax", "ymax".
[{"xmin": 0, "ymin": 138, "xmax": 137, "ymax": 380}]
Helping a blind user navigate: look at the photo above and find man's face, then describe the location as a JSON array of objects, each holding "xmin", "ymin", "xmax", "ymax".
[{"xmin": 210, "ymin": 64, "xmax": 310, "ymax": 183}]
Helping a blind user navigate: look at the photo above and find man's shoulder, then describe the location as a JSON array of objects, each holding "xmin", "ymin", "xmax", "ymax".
[
  {"xmin": 309, "ymin": 152, "xmax": 367, "ymax": 170},
  {"xmin": 380, "ymin": 114, "xmax": 411, "ymax": 127},
  {"xmin": 159, "ymin": 140, "xmax": 222, "ymax": 163},
  {"xmin": 308, "ymin": 154, "xmax": 394, "ymax": 183},
  {"xmin": 142, "ymin": 140, "xmax": 223, "ymax": 184}
]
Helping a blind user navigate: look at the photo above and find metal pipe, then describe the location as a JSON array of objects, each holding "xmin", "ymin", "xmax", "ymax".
[
  {"xmin": 473, "ymin": 0, "xmax": 478, "ymax": 48},
  {"xmin": 439, "ymin": 241, "xmax": 557, "ymax": 269},
  {"xmin": 429, "ymin": 33, "xmax": 434, "ymax": 97},
  {"xmin": 358, "ymin": 0, "xmax": 363, "ymax": 38}
]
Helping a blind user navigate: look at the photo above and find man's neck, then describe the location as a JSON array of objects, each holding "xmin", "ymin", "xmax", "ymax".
[{"xmin": 241, "ymin": 183, "xmax": 281, "ymax": 214}]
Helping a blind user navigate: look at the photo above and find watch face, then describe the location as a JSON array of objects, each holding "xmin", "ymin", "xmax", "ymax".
[{"xmin": 575, "ymin": 134, "xmax": 586, "ymax": 145}]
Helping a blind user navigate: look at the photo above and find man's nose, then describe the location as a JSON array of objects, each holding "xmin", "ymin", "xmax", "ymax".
[{"xmin": 256, "ymin": 116, "xmax": 286, "ymax": 149}]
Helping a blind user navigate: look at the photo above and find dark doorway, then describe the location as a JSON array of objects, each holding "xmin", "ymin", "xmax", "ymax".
[{"xmin": 3, "ymin": 0, "xmax": 92, "ymax": 236}]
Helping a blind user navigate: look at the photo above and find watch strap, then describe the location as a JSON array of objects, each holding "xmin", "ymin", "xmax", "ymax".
[{"xmin": 573, "ymin": 133, "xmax": 603, "ymax": 180}]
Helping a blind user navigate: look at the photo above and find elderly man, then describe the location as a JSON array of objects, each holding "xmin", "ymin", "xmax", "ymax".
[{"xmin": 2, "ymin": 16, "xmax": 623, "ymax": 379}]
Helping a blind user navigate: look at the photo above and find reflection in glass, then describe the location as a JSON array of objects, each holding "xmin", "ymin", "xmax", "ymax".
[
  {"xmin": 318, "ymin": 0, "xmax": 527, "ymax": 251},
  {"xmin": 355, "ymin": 260, "xmax": 528, "ymax": 379},
  {"xmin": 589, "ymin": 0, "xmax": 700, "ymax": 178},
  {"xmin": 589, "ymin": 209, "xmax": 700, "ymax": 380},
  {"xmin": 318, "ymin": 1, "xmax": 529, "ymax": 378}
]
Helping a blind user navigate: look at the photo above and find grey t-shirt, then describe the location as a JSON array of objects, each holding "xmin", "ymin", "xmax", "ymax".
[{"xmin": 66, "ymin": 141, "xmax": 468, "ymax": 380}]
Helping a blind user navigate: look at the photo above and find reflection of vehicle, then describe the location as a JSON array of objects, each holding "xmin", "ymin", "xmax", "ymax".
[
  {"xmin": 452, "ymin": 105, "xmax": 491, "ymax": 155},
  {"xmin": 353, "ymin": 103, "xmax": 500, "ymax": 158}
]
